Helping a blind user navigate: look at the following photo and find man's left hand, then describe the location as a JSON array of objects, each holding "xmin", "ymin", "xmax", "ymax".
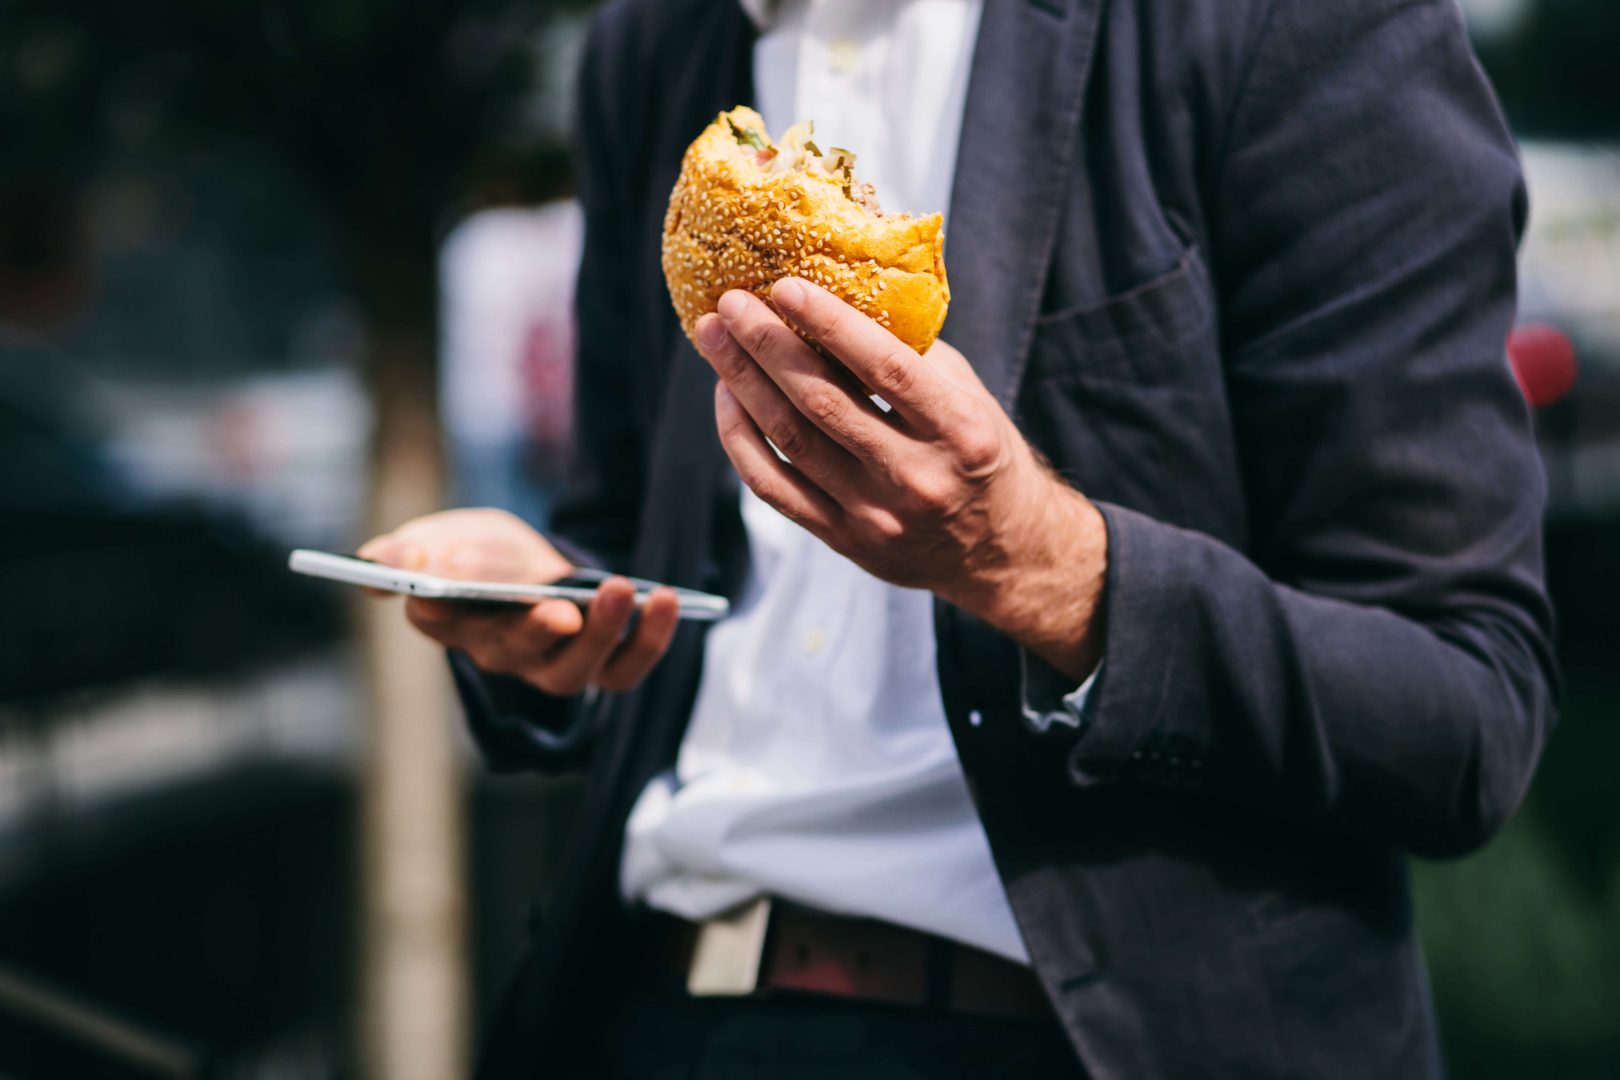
[{"xmin": 693, "ymin": 278, "xmax": 1108, "ymax": 681}]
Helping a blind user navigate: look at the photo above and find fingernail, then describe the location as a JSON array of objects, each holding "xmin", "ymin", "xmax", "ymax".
[
  {"xmin": 773, "ymin": 279, "xmax": 805, "ymax": 310},
  {"xmin": 717, "ymin": 291, "xmax": 748, "ymax": 320},
  {"xmin": 601, "ymin": 579, "xmax": 633, "ymax": 611},
  {"xmin": 697, "ymin": 314, "xmax": 728, "ymax": 349}
]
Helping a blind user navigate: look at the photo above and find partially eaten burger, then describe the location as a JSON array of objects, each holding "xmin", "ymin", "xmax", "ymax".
[{"xmin": 662, "ymin": 106, "xmax": 950, "ymax": 355}]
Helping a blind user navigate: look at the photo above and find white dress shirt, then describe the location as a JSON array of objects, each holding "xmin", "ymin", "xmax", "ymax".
[{"xmin": 619, "ymin": 0, "xmax": 1091, "ymax": 965}]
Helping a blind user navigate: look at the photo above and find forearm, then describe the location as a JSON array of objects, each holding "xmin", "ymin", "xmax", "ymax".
[
  {"xmin": 1071, "ymin": 502, "xmax": 1554, "ymax": 856},
  {"xmin": 944, "ymin": 459, "xmax": 1551, "ymax": 856}
]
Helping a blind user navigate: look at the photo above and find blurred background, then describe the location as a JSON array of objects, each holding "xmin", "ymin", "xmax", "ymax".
[{"xmin": 0, "ymin": 0, "xmax": 1615, "ymax": 1076}]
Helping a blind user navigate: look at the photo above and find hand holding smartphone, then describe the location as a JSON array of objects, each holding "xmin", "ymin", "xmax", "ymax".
[{"xmin": 336, "ymin": 506, "xmax": 716, "ymax": 696}]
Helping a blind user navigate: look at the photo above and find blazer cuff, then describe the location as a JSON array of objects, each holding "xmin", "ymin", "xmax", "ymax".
[
  {"xmin": 448, "ymin": 651, "xmax": 597, "ymax": 773},
  {"xmin": 1064, "ymin": 501, "xmax": 1183, "ymax": 785}
]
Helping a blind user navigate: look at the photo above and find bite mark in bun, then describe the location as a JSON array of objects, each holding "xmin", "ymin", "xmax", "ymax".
[{"xmin": 662, "ymin": 106, "xmax": 950, "ymax": 356}]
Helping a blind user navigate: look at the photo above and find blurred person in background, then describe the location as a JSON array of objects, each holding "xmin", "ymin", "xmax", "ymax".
[
  {"xmin": 440, "ymin": 171, "xmax": 583, "ymax": 528},
  {"xmin": 0, "ymin": 176, "xmax": 337, "ymax": 705},
  {"xmin": 364, "ymin": 0, "xmax": 1559, "ymax": 1076},
  {"xmin": 0, "ymin": 178, "xmax": 129, "ymax": 510}
]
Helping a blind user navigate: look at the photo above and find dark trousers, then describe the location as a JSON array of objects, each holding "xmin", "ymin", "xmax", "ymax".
[{"xmin": 586, "ymin": 974, "xmax": 1086, "ymax": 1079}]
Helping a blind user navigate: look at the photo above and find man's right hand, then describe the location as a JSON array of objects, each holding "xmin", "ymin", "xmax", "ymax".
[{"xmin": 358, "ymin": 508, "xmax": 681, "ymax": 696}]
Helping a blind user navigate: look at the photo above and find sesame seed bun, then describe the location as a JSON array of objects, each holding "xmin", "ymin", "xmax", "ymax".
[{"xmin": 662, "ymin": 106, "xmax": 950, "ymax": 356}]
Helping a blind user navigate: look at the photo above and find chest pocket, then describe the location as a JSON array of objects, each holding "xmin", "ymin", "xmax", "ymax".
[
  {"xmin": 1026, "ymin": 246, "xmax": 1213, "ymax": 385},
  {"xmin": 1014, "ymin": 246, "xmax": 1240, "ymax": 535}
]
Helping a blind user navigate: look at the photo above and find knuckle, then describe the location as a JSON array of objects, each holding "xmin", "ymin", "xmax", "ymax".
[
  {"xmin": 740, "ymin": 318, "xmax": 777, "ymax": 359},
  {"xmin": 953, "ymin": 422, "xmax": 1004, "ymax": 476},
  {"xmin": 812, "ymin": 309, "xmax": 847, "ymax": 351},
  {"xmin": 768, "ymin": 417, "xmax": 810, "ymax": 461},
  {"xmin": 906, "ymin": 472, "xmax": 956, "ymax": 517},
  {"xmin": 800, "ymin": 383, "xmax": 846, "ymax": 428},
  {"xmin": 863, "ymin": 509, "xmax": 907, "ymax": 545},
  {"xmin": 716, "ymin": 402, "xmax": 753, "ymax": 442},
  {"xmin": 470, "ymin": 506, "xmax": 522, "ymax": 530},
  {"xmin": 715, "ymin": 340, "xmax": 753, "ymax": 381},
  {"xmin": 871, "ymin": 347, "xmax": 917, "ymax": 398}
]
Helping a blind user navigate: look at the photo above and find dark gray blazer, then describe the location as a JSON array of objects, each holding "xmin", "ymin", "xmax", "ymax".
[{"xmin": 456, "ymin": 0, "xmax": 1558, "ymax": 1075}]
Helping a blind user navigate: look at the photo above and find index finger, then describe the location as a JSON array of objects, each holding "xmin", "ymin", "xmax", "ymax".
[
  {"xmin": 404, "ymin": 596, "xmax": 583, "ymax": 658},
  {"xmin": 768, "ymin": 277, "xmax": 954, "ymax": 436},
  {"xmin": 357, "ymin": 535, "xmax": 425, "ymax": 570}
]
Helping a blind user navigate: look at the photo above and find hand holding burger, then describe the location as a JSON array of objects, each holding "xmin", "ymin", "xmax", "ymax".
[
  {"xmin": 663, "ymin": 112, "xmax": 1108, "ymax": 682},
  {"xmin": 693, "ymin": 277, "xmax": 1106, "ymax": 682}
]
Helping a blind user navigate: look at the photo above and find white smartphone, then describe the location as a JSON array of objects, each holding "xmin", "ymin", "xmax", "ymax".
[{"xmin": 288, "ymin": 549, "xmax": 730, "ymax": 622}]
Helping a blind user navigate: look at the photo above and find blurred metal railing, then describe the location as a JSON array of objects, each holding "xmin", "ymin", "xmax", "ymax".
[{"xmin": 0, "ymin": 962, "xmax": 202, "ymax": 1077}]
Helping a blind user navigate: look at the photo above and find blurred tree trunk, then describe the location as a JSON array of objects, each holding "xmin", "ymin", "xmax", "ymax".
[{"xmin": 354, "ymin": 294, "xmax": 468, "ymax": 1078}]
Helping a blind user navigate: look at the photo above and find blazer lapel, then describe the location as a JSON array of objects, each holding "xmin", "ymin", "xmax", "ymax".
[
  {"xmin": 943, "ymin": 0, "xmax": 1104, "ymax": 407},
  {"xmin": 634, "ymin": 3, "xmax": 756, "ymax": 587}
]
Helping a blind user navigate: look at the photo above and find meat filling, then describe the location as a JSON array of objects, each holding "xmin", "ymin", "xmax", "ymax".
[{"xmin": 725, "ymin": 115, "xmax": 895, "ymax": 219}]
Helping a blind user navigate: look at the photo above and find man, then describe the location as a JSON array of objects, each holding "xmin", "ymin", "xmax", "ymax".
[
  {"xmin": 363, "ymin": 0, "xmax": 1557, "ymax": 1074},
  {"xmin": 439, "ymin": 190, "xmax": 582, "ymax": 526}
]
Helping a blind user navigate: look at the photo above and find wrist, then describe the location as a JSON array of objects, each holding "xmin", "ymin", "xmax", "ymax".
[{"xmin": 949, "ymin": 466, "xmax": 1108, "ymax": 682}]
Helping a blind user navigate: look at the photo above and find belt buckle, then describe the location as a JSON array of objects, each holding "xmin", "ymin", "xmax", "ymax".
[{"xmin": 686, "ymin": 896, "xmax": 773, "ymax": 997}]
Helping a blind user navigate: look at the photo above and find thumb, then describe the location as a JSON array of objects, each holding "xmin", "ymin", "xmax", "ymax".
[{"xmin": 357, "ymin": 536, "xmax": 427, "ymax": 570}]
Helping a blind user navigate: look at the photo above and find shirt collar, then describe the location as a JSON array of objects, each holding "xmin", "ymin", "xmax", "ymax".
[{"xmin": 738, "ymin": 0, "xmax": 778, "ymax": 30}]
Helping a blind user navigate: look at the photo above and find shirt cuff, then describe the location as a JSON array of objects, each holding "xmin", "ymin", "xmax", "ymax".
[{"xmin": 1019, "ymin": 648, "xmax": 1101, "ymax": 735}]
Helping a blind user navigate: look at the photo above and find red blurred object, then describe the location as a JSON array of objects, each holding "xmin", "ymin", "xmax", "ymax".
[{"xmin": 1507, "ymin": 324, "xmax": 1578, "ymax": 408}]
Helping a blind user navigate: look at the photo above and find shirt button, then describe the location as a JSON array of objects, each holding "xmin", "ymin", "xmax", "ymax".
[
  {"xmin": 827, "ymin": 39, "xmax": 859, "ymax": 74},
  {"xmin": 802, "ymin": 627, "xmax": 827, "ymax": 655}
]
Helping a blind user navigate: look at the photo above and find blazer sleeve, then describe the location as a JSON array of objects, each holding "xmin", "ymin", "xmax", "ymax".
[
  {"xmin": 1071, "ymin": 0, "xmax": 1558, "ymax": 857},
  {"xmin": 452, "ymin": 12, "xmax": 647, "ymax": 775}
]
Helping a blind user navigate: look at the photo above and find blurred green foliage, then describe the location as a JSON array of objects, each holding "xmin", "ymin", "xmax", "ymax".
[
  {"xmin": 1416, "ymin": 511, "xmax": 1620, "ymax": 1080},
  {"xmin": 1415, "ymin": 682, "xmax": 1620, "ymax": 1078}
]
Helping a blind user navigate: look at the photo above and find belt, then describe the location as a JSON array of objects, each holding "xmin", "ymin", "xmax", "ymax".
[{"xmin": 655, "ymin": 898, "xmax": 1053, "ymax": 1022}]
